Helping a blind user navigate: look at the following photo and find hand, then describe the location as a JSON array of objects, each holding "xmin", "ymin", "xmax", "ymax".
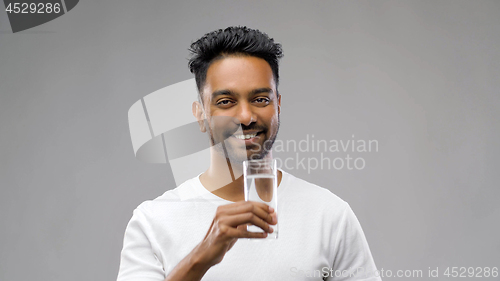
[{"xmin": 192, "ymin": 201, "xmax": 277, "ymax": 268}]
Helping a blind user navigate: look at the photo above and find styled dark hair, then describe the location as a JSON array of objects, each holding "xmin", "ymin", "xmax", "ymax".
[{"xmin": 188, "ymin": 26, "xmax": 283, "ymax": 97}]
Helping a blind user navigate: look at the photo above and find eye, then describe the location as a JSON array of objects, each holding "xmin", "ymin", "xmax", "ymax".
[
  {"xmin": 253, "ymin": 97, "xmax": 270, "ymax": 105},
  {"xmin": 216, "ymin": 99, "xmax": 235, "ymax": 107}
]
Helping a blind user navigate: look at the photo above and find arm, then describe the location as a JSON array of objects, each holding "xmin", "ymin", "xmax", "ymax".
[
  {"xmin": 164, "ymin": 201, "xmax": 277, "ymax": 281},
  {"xmin": 327, "ymin": 204, "xmax": 381, "ymax": 281},
  {"xmin": 117, "ymin": 207, "xmax": 167, "ymax": 281},
  {"xmin": 162, "ymin": 251, "xmax": 210, "ymax": 281}
]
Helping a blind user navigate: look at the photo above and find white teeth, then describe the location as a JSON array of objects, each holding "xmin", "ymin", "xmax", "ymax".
[{"xmin": 234, "ymin": 133, "xmax": 257, "ymax": 140}]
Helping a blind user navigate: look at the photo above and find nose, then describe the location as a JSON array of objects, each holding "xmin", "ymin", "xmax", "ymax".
[{"xmin": 236, "ymin": 101, "xmax": 257, "ymax": 126}]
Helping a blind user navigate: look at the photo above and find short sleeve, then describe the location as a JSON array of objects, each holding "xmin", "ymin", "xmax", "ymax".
[
  {"xmin": 117, "ymin": 207, "xmax": 166, "ymax": 281},
  {"xmin": 327, "ymin": 204, "xmax": 382, "ymax": 281}
]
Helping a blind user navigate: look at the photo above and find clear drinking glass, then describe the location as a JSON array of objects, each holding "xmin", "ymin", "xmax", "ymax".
[{"xmin": 243, "ymin": 159, "xmax": 278, "ymax": 239}]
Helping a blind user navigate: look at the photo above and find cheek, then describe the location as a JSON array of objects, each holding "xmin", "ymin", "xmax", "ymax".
[
  {"xmin": 210, "ymin": 115, "xmax": 240, "ymax": 134},
  {"xmin": 264, "ymin": 112, "xmax": 279, "ymax": 130}
]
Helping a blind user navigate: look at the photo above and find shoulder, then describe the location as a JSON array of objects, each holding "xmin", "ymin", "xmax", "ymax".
[
  {"xmin": 281, "ymin": 170, "xmax": 346, "ymax": 204},
  {"xmin": 280, "ymin": 170, "xmax": 348, "ymax": 212},
  {"xmin": 134, "ymin": 176, "xmax": 200, "ymax": 217}
]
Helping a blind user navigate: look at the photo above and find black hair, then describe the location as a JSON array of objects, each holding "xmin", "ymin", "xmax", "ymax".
[{"xmin": 188, "ymin": 26, "xmax": 283, "ymax": 97}]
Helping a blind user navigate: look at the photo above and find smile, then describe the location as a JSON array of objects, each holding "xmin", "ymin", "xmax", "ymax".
[{"xmin": 233, "ymin": 133, "xmax": 258, "ymax": 140}]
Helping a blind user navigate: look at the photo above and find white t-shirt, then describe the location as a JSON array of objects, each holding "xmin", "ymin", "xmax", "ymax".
[{"xmin": 117, "ymin": 170, "xmax": 382, "ymax": 281}]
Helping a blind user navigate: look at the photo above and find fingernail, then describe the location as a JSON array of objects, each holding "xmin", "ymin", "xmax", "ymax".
[
  {"xmin": 269, "ymin": 206, "xmax": 274, "ymax": 212},
  {"xmin": 272, "ymin": 215, "xmax": 277, "ymax": 224}
]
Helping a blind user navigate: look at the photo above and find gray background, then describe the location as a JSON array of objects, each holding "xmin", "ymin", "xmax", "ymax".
[{"xmin": 1, "ymin": 1, "xmax": 499, "ymax": 280}]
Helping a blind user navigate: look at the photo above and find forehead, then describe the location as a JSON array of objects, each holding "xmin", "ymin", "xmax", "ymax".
[{"xmin": 202, "ymin": 56, "xmax": 276, "ymax": 100}]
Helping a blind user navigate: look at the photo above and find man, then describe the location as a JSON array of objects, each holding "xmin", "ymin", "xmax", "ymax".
[{"xmin": 118, "ymin": 26, "xmax": 381, "ymax": 281}]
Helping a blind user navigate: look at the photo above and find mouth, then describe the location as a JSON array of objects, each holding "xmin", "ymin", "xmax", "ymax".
[
  {"xmin": 233, "ymin": 133, "xmax": 258, "ymax": 140},
  {"xmin": 231, "ymin": 131, "xmax": 263, "ymax": 143}
]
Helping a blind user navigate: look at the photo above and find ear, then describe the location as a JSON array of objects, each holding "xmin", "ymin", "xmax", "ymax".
[
  {"xmin": 192, "ymin": 101, "xmax": 206, "ymax": 133},
  {"xmin": 277, "ymin": 93, "xmax": 281, "ymax": 115}
]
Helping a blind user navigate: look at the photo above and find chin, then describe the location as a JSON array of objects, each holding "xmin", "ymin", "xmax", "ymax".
[
  {"xmin": 247, "ymin": 149, "xmax": 271, "ymax": 160},
  {"xmin": 223, "ymin": 149, "xmax": 264, "ymax": 163}
]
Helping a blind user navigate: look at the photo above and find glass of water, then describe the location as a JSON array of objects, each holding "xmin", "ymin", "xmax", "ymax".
[{"xmin": 243, "ymin": 158, "xmax": 278, "ymax": 239}]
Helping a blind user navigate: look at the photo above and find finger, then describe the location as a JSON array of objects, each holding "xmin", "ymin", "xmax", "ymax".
[
  {"xmin": 226, "ymin": 227, "xmax": 269, "ymax": 239},
  {"xmin": 248, "ymin": 204, "xmax": 276, "ymax": 225},
  {"xmin": 218, "ymin": 201, "xmax": 275, "ymax": 225},
  {"xmin": 221, "ymin": 213, "xmax": 274, "ymax": 233},
  {"xmin": 236, "ymin": 228, "xmax": 269, "ymax": 239},
  {"xmin": 219, "ymin": 201, "xmax": 273, "ymax": 215},
  {"xmin": 236, "ymin": 224, "xmax": 250, "ymax": 231}
]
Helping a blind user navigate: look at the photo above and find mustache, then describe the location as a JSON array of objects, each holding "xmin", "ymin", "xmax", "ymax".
[
  {"xmin": 222, "ymin": 124, "xmax": 267, "ymax": 137},
  {"xmin": 241, "ymin": 124, "xmax": 267, "ymax": 132}
]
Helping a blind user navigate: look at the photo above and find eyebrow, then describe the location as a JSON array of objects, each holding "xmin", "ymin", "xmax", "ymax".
[{"xmin": 211, "ymin": 87, "xmax": 273, "ymax": 99}]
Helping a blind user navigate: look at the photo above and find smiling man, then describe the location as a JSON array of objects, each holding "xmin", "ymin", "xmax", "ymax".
[
  {"xmin": 117, "ymin": 26, "xmax": 381, "ymax": 281},
  {"xmin": 198, "ymin": 55, "xmax": 280, "ymax": 163}
]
